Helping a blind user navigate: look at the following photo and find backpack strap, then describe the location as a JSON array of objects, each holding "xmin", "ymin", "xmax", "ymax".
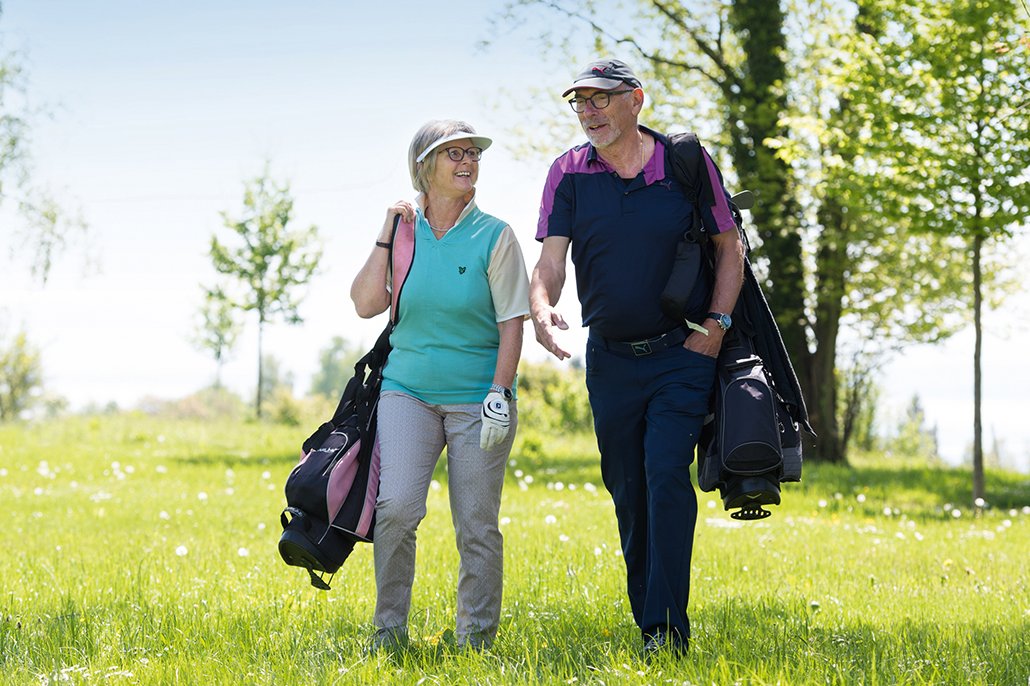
[
  {"xmin": 389, "ymin": 214, "xmax": 415, "ymax": 325},
  {"xmin": 665, "ymin": 132, "xmax": 707, "ymax": 244}
]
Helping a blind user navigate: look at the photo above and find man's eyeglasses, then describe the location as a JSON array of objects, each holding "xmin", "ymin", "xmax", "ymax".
[
  {"xmin": 568, "ymin": 89, "xmax": 635, "ymax": 113},
  {"xmin": 438, "ymin": 146, "xmax": 483, "ymax": 162}
]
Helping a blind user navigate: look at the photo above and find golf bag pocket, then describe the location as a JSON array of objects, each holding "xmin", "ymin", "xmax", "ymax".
[
  {"xmin": 699, "ymin": 353, "xmax": 783, "ymax": 494},
  {"xmin": 660, "ymin": 238, "xmax": 711, "ymax": 324},
  {"xmin": 719, "ymin": 355, "xmax": 782, "ymax": 475}
]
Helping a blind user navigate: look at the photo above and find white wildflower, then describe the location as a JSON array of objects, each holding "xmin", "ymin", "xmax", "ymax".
[{"xmin": 175, "ymin": 546, "xmax": 188, "ymax": 557}]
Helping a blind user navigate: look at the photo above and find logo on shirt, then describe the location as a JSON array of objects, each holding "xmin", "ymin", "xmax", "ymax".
[{"xmin": 458, "ymin": 266, "xmax": 466, "ymax": 274}]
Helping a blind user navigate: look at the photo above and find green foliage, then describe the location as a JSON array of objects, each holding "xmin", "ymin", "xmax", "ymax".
[
  {"xmin": 0, "ymin": 329, "xmax": 42, "ymax": 421},
  {"xmin": 258, "ymin": 354, "xmax": 294, "ymax": 414},
  {"xmin": 190, "ymin": 290, "xmax": 242, "ymax": 387},
  {"xmin": 0, "ymin": 415, "xmax": 1027, "ymax": 684},
  {"xmin": 137, "ymin": 386, "xmax": 248, "ymax": 422},
  {"xmin": 210, "ymin": 169, "xmax": 322, "ymax": 328},
  {"xmin": 308, "ymin": 336, "xmax": 362, "ymax": 399},
  {"xmin": 514, "ymin": 360, "xmax": 593, "ymax": 434},
  {"xmin": 209, "ymin": 167, "xmax": 322, "ymax": 417},
  {"xmin": 1, "ymin": 19, "xmax": 91, "ymax": 285},
  {"xmin": 886, "ymin": 394, "xmax": 940, "ymax": 463}
]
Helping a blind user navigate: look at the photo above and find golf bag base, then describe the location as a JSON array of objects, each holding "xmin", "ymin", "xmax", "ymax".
[
  {"xmin": 278, "ymin": 506, "xmax": 355, "ymax": 590},
  {"xmin": 722, "ymin": 476, "xmax": 781, "ymax": 520}
]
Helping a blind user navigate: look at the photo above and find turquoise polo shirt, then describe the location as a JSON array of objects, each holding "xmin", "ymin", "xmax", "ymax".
[{"xmin": 382, "ymin": 200, "xmax": 529, "ymax": 405}]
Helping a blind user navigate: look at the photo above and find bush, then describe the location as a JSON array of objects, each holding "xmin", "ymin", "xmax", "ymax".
[{"xmin": 516, "ymin": 361, "xmax": 593, "ymax": 434}]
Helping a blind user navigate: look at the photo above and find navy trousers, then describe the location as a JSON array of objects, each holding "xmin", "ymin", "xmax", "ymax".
[{"xmin": 585, "ymin": 335, "xmax": 716, "ymax": 645}]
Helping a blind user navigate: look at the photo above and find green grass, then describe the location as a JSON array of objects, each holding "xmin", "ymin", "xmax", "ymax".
[{"xmin": 1, "ymin": 415, "xmax": 1027, "ymax": 685}]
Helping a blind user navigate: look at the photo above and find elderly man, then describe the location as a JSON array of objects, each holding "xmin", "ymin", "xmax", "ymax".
[{"xmin": 530, "ymin": 58, "xmax": 744, "ymax": 655}]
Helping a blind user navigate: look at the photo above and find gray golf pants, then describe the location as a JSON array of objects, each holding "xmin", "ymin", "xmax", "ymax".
[{"xmin": 373, "ymin": 391, "xmax": 515, "ymax": 643}]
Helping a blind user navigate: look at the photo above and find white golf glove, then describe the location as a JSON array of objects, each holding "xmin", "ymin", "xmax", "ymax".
[{"xmin": 480, "ymin": 391, "xmax": 511, "ymax": 450}]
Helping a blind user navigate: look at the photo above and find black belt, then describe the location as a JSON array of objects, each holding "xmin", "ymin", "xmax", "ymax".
[{"xmin": 590, "ymin": 327, "xmax": 688, "ymax": 357}]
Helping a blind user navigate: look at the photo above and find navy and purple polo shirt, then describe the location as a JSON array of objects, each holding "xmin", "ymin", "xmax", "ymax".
[{"xmin": 536, "ymin": 126, "xmax": 736, "ymax": 342}]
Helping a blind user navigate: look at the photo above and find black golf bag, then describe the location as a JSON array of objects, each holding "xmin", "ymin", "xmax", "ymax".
[
  {"xmin": 278, "ymin": 215, "xmax": 414, "ymax": 589},
  {"xmin": 663, "ymin": 132, "xmax": 813, "ymax": 519}
]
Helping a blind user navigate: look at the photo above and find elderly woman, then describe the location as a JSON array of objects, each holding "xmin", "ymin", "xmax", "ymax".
[{"xmin": 350, "ymin": 120, "xmax": 530, "ymax": 651}]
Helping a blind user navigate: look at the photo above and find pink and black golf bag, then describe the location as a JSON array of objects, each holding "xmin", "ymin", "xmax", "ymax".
[{"xmin": 278, "ymin": 215, "xmax": 414, "ymax": 589}]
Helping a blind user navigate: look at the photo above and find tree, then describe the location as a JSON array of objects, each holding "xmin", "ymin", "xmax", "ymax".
[
  {"xmin": 191, "ymin": 289, "xmax": 242, "ymax": 389},
  {"xmin": 309, "ymin": 336, "xmax": 362, "ymax": 399},
  {"xmin": 0, "ymin": 329, "xmax": 42, "ymax": 421},
  {"xmin": 854, "ymin": 0, "xmax": 1030, "ymax": 501},
  {"xmin": 1, "ymin": 6, "xmax": 90, "ymax": 285},
  {"xmin": 209, "ymin": 168, "xmax": 321, "ymax": 418},
  {"xmin": 493, "ymin": 0, "xmax": 1018, "ymax": 464}
]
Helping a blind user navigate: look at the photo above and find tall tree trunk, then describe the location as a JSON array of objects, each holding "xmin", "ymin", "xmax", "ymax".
[
  {"xmin": 256, "ymin": 316, "xmax": 265, "ymax": 419},
  {"xmin": 971, "ymin": 231, "xmax": 984, "ymax": 501},
  {"xmin": 728, "ymin": 0, "xmax": 822, "ymax": 451},
  {"xmin": 810, "ymin": 198, "xmax": 848, "ymax": 462}
]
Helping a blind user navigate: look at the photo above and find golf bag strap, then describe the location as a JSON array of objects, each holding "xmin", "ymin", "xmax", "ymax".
[{"xmin": 390, "ymin": 215, "xmax": 415, "ymax": 325}]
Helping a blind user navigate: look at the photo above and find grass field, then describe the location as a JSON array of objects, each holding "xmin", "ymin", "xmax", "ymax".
[{"xmin": 1, "ymin": 415, "xmax": 1027, "ymax": 685}]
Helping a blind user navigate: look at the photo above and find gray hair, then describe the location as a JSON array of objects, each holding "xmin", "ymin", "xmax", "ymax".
[{"xmin": 408, "ymin": 119, "xmax": 478, "ymax": 194}]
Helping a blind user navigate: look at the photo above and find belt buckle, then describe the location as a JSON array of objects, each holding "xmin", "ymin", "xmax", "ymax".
[{"xmin": 630, "ymin": 340, "xmax": 653, "ymax": 356}]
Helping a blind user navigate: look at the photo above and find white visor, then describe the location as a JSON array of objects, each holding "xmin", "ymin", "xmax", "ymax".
[{"xmin": 416, "ymin": 131, "xmax": 493, "ymax": 163}]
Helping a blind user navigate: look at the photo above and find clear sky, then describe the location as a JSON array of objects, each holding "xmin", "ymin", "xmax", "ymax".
[{"xmin": 1, "ymin": 0, "xmax": 1027, "ymax": 472}]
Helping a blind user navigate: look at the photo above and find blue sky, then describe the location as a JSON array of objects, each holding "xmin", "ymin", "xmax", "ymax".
[{"xmin": 1, "ymin": 1, "xmax": 1027, "ymax": 472}]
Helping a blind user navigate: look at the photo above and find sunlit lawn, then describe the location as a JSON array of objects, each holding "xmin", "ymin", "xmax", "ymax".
[{"xmin": 0, "ymin": 415, "xmax": 1027, "ymax": 685}]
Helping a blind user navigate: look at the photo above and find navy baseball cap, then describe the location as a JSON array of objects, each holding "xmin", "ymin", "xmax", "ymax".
[{"xmin": 562, "ymin": 59, "xmax": 643, "ymax": 97}]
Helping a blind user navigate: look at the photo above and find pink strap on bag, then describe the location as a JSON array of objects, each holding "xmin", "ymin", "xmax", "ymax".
[{"xmin": 390, "ymin": 217, "xmax": 415, "ymax": 324}]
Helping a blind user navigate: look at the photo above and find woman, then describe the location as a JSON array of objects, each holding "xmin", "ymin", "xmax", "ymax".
[{"xmin": 350, "ymin": 120, "xmax": 530, "ymax": 651}]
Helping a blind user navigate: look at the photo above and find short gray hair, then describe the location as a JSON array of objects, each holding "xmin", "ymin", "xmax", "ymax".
[{"xmin": 408, "ymin": 120, "xmax": 478, "ymax": 194}]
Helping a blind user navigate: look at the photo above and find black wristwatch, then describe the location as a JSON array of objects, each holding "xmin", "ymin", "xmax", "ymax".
[
  {"xmin": 706, "ymin": 312, "xmax": 733, "ymax": 331},
  {"xmin": 490, "ymin": 383, "xmax": 513, "ymax": 401}
]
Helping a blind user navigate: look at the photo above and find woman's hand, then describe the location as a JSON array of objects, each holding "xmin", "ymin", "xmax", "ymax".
[{"xmin": 381, "ymin": 201, "xmax": 415, "ymax": 242}]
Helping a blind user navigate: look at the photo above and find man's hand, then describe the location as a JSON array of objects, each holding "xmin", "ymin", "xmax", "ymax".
[
  {"xmin": 683, "ymin": 319, "xmax": 724, "ymax": 358},
  {"xmin": 532, "ymin": 306, "xmax": 572, "ymax": 360}
]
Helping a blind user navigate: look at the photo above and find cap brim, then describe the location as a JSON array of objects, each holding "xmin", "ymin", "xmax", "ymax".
[
  {"xmin": 561, "ymin": 77, "xmax": 626, "ymax": 97},
  {"xmin": 416, "ymin": 132, "xmax": 493, "ymax": 163}
]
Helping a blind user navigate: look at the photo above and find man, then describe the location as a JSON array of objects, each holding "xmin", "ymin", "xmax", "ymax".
[{"xmin": 530, "ymin": 58, "xmax": 744, "ymax": 655}]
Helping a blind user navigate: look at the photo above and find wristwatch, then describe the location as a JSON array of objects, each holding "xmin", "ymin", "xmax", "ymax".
[
  {"xmin": 706, "ymin": 312, "xmax": 733, "ymax": 331},
  {"xmin": 490, "ymin": 383, "xmax": 513, "ymax": 400}
]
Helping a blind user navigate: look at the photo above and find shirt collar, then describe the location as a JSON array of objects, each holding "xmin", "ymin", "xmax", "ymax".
[
  {"xmin": 586, "ymin": 125, "xmax": 666, "ymax": 185},
  {"xmin": 415, "ymin": 190, "xmax": 479, "ymax": 225}
]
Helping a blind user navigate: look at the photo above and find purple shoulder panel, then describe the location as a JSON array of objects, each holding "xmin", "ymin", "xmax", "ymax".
[
  {"xmin": 535, "ymin": 145, "xmax": 599, "ymax": 241},
  {"xmin": 701, "ymin": 148, "xmax": 737, "ymax": 234}
]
